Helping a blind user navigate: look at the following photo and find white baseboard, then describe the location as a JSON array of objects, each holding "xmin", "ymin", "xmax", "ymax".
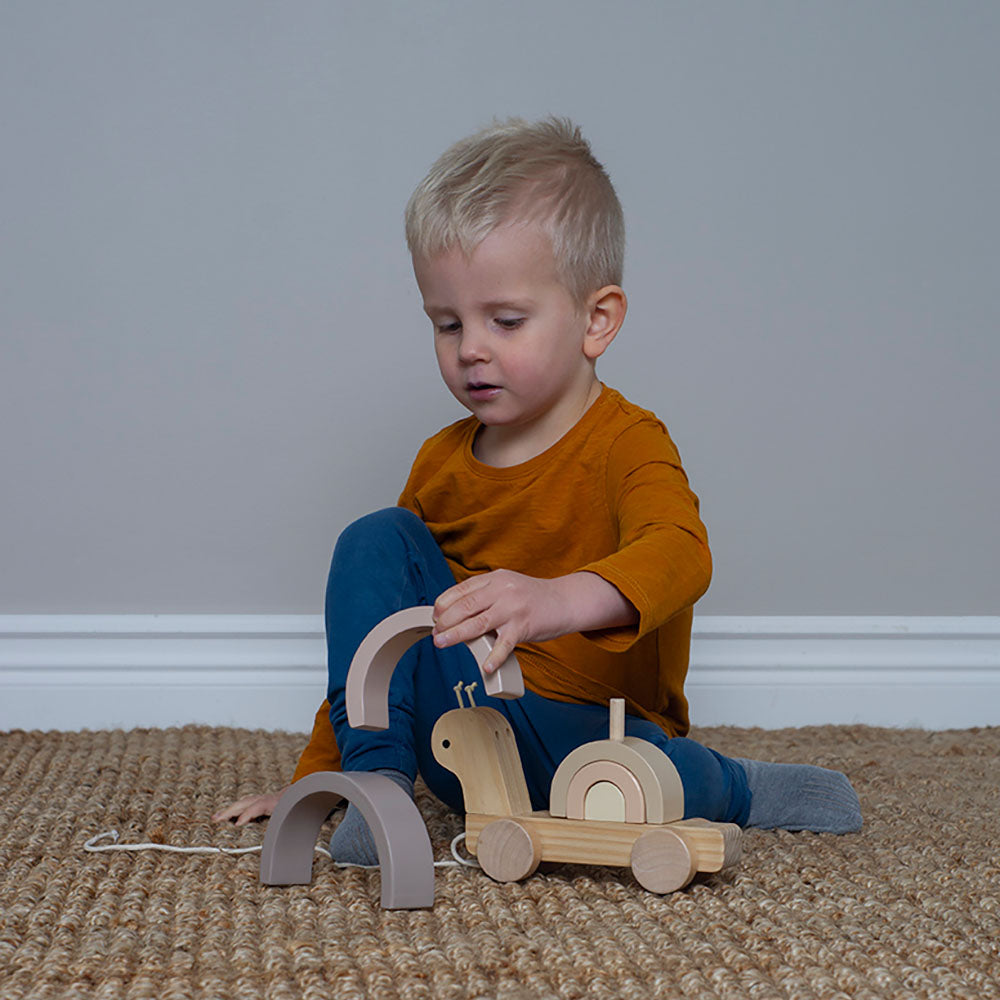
[
  {"xmin": 684, "ymin": 616, "xmax": 1000, "ymax": 729},
  {"xmin": 1, "ymin": 615, "xmax": 998, "ymax": 732}
]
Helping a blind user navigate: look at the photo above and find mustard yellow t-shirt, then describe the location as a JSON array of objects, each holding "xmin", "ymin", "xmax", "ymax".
[{"xmin": 292, "ymin": 385, "xmax": 710, "ymax": 781}]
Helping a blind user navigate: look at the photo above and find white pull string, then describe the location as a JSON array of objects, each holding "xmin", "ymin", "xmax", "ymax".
[
  {"xmin": 83, "ymin": 829, "xmax": 325, "ymax": 858},
  {"xmin": 449, "ymin": 831, "xmax": 481, "ymax": 868},
  {"xmin": 83, "ymin": 829, "xmax": 481, "ymax": 870}
]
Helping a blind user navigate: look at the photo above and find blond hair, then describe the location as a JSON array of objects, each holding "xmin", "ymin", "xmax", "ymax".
[{"xmin": 405, "ymin": 117, "xmax": 624, "ymax": 303}]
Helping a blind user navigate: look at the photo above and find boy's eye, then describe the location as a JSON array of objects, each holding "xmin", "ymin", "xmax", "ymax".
[
  {"xmin": 436, "ymin": 321, "xmax": 462, "ymax": 334},
  {"xmin": 495, "ymin": 317, "xmax": 524, "ymax": 330}
]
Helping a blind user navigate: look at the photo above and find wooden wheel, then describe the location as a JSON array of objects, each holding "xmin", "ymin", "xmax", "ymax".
[
  {"xmin": 476, "ymin": 819, "xmax": 543, "ymax": 883},
  {"xmin": 630, "ymin": 828, "xmax": 697, "ymax": 894}
]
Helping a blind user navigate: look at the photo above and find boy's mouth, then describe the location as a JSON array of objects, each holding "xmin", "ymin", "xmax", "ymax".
[{"xmin": 467, "ymin": 381, "xmax": 502, "ymax": 400}]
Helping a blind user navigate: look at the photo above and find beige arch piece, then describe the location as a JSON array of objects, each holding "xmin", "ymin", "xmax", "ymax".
[{"xmin": 346, "ymin": 605, "xmax": 525, "ymax": 731}]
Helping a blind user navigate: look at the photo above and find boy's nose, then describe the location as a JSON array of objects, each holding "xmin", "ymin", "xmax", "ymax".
[{"xmin": 458, "ymin": 327, "xmax": 491, "ymax": 363}]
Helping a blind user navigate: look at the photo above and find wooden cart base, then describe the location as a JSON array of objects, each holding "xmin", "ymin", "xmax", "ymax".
[{"xmin": 466, "ymin": 812, "xmax": 742, "ymax": 893}]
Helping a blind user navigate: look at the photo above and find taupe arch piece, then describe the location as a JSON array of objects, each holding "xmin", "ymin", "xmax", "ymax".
[
  {"xmin": 259, "ymin": 771, "xmax": 434, "ymax": 910},
  {"xmin": 346, "ymin": 605, "xmax": 525, "ymax": 730}
]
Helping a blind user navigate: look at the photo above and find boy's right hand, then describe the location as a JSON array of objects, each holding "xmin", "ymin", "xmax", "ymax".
[{"xmin": 211, "ymin": 787, "xmax": 287, "ymax": 826}]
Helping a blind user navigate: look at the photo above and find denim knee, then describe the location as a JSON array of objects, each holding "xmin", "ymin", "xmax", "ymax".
[
  {"xmin": 326, "ymin": 505, "xmax": 456, "ymax": 622},
  {"xmin": 335, "ymin": 507, "xmax": 424, "ymax": 554},
  {"xmin": 331, "ymin": 507, "xmax": 428, "ymax": 573},
  {"xmin": 662, "ymin": 737, "xmax": 750, "ymax": 824}
]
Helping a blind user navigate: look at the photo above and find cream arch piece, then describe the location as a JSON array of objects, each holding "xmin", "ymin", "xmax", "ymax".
[{"xmin": 346, "ymin": 605, "xmax": 525, "ymax": 730}]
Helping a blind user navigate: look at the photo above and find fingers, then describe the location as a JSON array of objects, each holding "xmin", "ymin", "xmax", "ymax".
[
  {"xmin": 211, "ymin": 796, "xmax": 257, "ymax": 823},
  {"xmin": 234, "ymin": 804, "xmax": 266, "ymax": 826},
  {"xmin": 433, "ymin": 574, "xmax": 493, "ymax": 623},
  {"xmin": 432, "ymin": 575, "xmax": 499, "ymax": 647},
  {"xmin": 434, "ymin": 612, "xmax": 494, "ymax": 652},
  {"xmin": 431, "ymin": 570, "xmax": 542, "ymax": 670},
  {"xmin": 481, "ymin": 628, "xmax": 517, "ymax": 675},
  {"xmin": 212, "ymin": 791, "xmax": 281, "ymax": 825}
]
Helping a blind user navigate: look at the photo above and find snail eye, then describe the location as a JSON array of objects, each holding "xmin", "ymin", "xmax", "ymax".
[{"xmin": 442, "ymin": 739, "xmax": 451, "ymax": 749}]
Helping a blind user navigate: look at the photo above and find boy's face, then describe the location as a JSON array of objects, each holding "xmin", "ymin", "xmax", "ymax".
[{"xmin": 413, "ymin": 222, "xmax": 605, "ymax": 458}]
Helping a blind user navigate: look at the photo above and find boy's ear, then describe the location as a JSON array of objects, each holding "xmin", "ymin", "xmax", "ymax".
[{"xmin": 582, "ymin": 285, "xmax": 627, "ymax": 360}]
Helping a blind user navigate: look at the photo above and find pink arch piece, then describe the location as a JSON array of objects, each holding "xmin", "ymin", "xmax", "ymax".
[
  {"xmin": 259, "ymin": 770, "xmax": 434, "ymax": 910},
  {"xmin": 346, "ymin": 605, "xmax": 524, "ymax": 730}
]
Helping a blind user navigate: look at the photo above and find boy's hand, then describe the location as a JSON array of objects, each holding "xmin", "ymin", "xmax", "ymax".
[
  {"xmin": 211, "ymin": 788, "xmax": 287, "ymax": 826},
  {"xmin": 432, "ymin": 569, "xmax": 637, "ymax": 674}
]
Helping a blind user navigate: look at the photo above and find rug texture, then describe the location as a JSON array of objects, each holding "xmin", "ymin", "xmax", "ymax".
[{"xmin": 1, "ymin": 724, "xmax": 997, "ymax": 1000}]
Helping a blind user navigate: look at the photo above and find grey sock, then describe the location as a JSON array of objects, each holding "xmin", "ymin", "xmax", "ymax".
[
  {"xmin": 736, "ymin": 758, "xmax": 862, "ymax": 833},
  {"xmin": 327, "ymin": 768, "xmax": 415, "ymax": 866}
]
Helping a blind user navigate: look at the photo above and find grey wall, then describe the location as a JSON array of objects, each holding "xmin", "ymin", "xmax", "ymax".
[{"xmin": 2, "ymin": 1, "xmax": 997, "ymax": 616}]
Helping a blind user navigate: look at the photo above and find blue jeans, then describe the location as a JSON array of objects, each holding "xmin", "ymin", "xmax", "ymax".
[{"xmin": 325, "ymin": 507, "xmax": 750, "ymax": 824}]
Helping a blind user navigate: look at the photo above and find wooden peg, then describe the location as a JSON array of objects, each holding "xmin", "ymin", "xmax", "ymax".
[{"xmin": 609, "ymin": 698, "xmax": 625, "ymax": 742}]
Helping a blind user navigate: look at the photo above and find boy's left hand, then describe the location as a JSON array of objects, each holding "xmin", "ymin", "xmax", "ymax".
[{"xmin": 431, "ymin": 569, "xmax": 637, "ymax": 674}]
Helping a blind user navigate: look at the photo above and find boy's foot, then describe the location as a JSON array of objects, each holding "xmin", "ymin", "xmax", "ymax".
[
  {"xmin": 735, "ymin": 758, "xmax": 862, "ymax": 833},
  {"xmin": 327, "ymin": 768, "xmax": 415, "ymax": 866}
]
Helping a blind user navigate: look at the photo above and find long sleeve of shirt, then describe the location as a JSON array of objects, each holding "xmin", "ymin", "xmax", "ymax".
[{"xmin": 578, "ymin": 416, "xmax": 712, "ymax": 651}]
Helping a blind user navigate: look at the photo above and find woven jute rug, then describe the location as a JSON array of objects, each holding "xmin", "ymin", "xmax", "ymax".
[{"xmin": 1, "ymin": 723, "xmax": 998, "ymax": 1000}]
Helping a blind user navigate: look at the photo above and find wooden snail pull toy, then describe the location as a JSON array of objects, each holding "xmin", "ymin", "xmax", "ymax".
[{"xmin": 260, "ymin": 606, "xmax": 741, "ymax": 908}]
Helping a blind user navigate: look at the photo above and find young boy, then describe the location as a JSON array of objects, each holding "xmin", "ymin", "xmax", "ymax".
[{"xmin": 214, "ymin": 117, "xmax": 862, "ymax": 859}]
